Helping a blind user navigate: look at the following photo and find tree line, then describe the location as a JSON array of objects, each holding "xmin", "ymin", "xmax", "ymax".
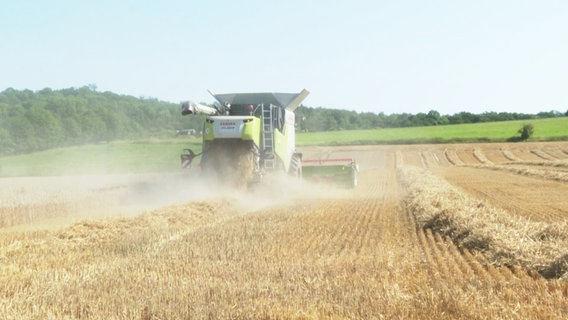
[
  {"xmin": 0, "ymin": 86, "xmax": 566, "ymax": 156},
  {"xmin": 295, "ymin": 107, "xmax": 567, "ymax": 132},
  {"xmin": 0, "ymin": 86, "xmax": 204, "ymax": 156}
]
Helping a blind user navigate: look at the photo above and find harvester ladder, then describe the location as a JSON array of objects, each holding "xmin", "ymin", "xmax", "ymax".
[{"xmin": 261, "ymin": 104, "xmax": 275, "ymax": 169}]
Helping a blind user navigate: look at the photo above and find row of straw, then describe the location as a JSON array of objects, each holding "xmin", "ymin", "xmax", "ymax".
[{"xmin": 398, "ymin": 165, "xmax": 568, "ymax": 279}]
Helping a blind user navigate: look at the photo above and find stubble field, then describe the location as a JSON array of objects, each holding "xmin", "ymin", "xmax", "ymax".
[{"xmin": 1, "ymin": 141, "xmax": 568, "ymax": 319}]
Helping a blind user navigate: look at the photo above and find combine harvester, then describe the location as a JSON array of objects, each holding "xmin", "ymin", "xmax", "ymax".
[{"xmin": 180, "ymin": 89, "xmax": 358, "ymax": 188}]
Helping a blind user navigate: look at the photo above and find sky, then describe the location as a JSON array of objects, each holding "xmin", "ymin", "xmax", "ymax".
[{"xmin": 1, "ymin": 0, "xmax": 567, "ymax": 115}]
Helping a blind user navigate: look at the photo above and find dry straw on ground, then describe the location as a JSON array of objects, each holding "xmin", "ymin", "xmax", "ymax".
[
  {"xmin": 399, "ymin": 165, "xmax": 568, "ymax": 278},
  {"xmin": 2, "ymin": 143, "xmax": 568, "ymax": 319},
  {"xmin": 474, "ymin": 162, "xmax": 568, "ymax": 183}
]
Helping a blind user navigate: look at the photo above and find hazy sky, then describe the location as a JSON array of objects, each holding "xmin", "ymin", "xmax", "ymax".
[{"xmin": 1, "ymin": 1, "xmax": 567, "ymax": 115}]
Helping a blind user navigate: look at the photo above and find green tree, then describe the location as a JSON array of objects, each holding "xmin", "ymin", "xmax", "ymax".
[
  {"xmin": 8, "ymin": 115, "xmax": 38, "ymax": 153},
  {"xmin": 61, "ymin": 117, "xmax": 83, "ymax": 145},
  {"xmin": 26, "ymin": 106, "xmax": 64, "ymax": 149},
  {"xmin": 518, "ymin": 123, "xmax": 534, "ymax": 141},
  {"xmin": 0, "ymin": 126, "xmax": 13, "ymax": 156},
  {"xmin": 427, "ymin": 110, "xmax": 441, "ymax": 125}
]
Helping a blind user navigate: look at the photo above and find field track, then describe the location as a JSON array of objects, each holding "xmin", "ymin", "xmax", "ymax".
[{"xmin": 1, "ymin": 142, "xmax": 568, "ymax": 318}]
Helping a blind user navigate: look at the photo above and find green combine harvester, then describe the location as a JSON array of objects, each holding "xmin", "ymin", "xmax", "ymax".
[{"xmin": 180, "ymin": 89, "xmax": 358, "ymax": 188}]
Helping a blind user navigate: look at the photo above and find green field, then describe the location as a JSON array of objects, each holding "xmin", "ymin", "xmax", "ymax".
[
  {"xmin": 297, "ymin": 117, "xmax": 568, "ymax": 146},
  {"xmin": 1, "ymin": 117, "xmax": 566, "ymax": 176},
  {"xmin": 0, "ymin": 139, "xmax": 202, "ymax": 177}
]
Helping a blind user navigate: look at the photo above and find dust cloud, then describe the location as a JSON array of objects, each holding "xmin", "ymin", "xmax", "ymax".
[
  {"xmin": 121, "ymin": 171, "xmax": 351, "ymax": 215},
  {"xmin": 0, "ymin": 169, "xmax": 353, "ymax": 231},
  {"xmin": 1, "ymin": 143, "xmax": 370, "ymax": 230}
]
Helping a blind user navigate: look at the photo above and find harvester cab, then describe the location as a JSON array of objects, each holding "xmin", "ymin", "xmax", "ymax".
[{"xmin": 180, "ymin": 89, "xmax": 309, "ymax": 188}]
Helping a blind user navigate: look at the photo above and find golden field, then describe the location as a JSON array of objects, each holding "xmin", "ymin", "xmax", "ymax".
[{"xmin": 1, "ymin": 142, "xmax": 568, "ymax": 319}]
